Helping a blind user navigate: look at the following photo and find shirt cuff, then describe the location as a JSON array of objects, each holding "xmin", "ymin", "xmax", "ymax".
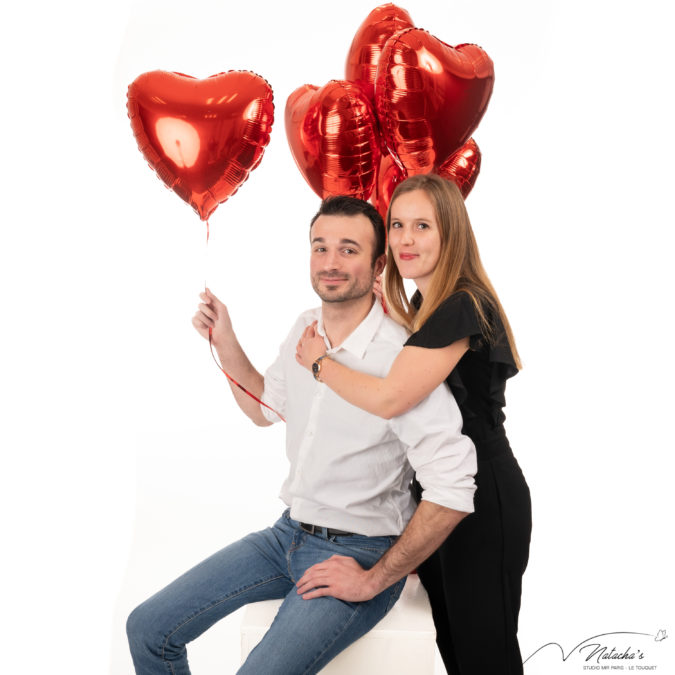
[{"xmin": 418, "ymin": 485, "xmax": 476, "ymax": 514}]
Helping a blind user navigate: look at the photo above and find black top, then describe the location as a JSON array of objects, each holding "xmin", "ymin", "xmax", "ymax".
[{"xmin": 404, "ymin": 291, "xmax": 518, "ymax": 437}]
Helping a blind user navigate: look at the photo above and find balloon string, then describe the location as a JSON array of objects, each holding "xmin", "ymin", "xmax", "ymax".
[
  {"xmin": 207, "ymin": 332, "xmax": 285, "ymax": 422},
  {"xmin": 204, "ymin": 219, "xmax": 286, "ymax": 423}
]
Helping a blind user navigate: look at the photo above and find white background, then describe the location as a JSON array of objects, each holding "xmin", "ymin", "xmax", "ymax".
[{"xmin": 2, "ymin": 1, "xmax": 673, "ymax": 673}]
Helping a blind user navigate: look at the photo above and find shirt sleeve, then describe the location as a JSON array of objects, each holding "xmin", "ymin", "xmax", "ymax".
[
  {"xmin": 390, "ymin": 384, "xmax": 477, "ymax": 513},
  {"xmin": 260, "ymin": 319, "xmax": 301, "ymax": 424},
  {"xmin": 260, "ymin": 346, "xmax": 286, "ymax": 424},
  {"xmin": 405, "ymin": 291, "xmax": 483, "ymax": 350}
]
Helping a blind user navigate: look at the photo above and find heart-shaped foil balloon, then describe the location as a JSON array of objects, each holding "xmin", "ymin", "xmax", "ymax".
[
  {"xmin": 373, "ymin": 153, "xmax": 406, "ymax": 220},
  {"xmin": 438, "ymin": 137, "xmax": 481, "ymax": 199},
  {"xmin": 375, "ymin": 138, "xmax": 482, "ymax": 218},
  {"xmin": 127, "ymin": 70, "xmax": 274, "ymax": 221},
  {"xmin": 285, "ymin": 80, "xmax": 380, "ymax": 201},
  {"xmin": 345, "ymin": 3, "xmax": 415, "ymax": 107},
  {"xmin": 375, "ymin": 29, "xmax": 493, "ymax": 175}
]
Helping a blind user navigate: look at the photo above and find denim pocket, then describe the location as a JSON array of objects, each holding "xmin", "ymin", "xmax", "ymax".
[{"xmin": 331, "ymin": 537, "xmax": 394, "ymax": 572}]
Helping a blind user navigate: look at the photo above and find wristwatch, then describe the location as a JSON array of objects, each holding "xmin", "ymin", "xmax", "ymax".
[{"xmin": 312, "ymin": 355, "xmax": 330, "ymax": 382}]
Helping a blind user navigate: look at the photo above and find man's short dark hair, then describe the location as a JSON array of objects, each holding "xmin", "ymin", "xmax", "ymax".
[{"xmin": 310, "ymin": 196, "xmax": 386, "ymax": 263}]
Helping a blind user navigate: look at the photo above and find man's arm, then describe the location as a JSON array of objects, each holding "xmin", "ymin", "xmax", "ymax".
[
  {"xmin": 295, "ymin": 501, "xmax": 467, "ymax": 602},
  {"xmin": 192, "ymin": 288, "xmax": 272, "ymax": 426}
]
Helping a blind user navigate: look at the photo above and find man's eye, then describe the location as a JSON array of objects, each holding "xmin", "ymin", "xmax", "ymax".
[
  {"xmin": 313, "ymin": 247, "xmax": 326, "ymax": 253},
  {"xmin": 343, "ymin": 248, "xmax": 355, "ymax": 255}
]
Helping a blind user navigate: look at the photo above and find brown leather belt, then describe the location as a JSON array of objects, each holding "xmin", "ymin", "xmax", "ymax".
[{"xmin": 299, "ymin": 522, "xmax": 354, "ymax": 537}]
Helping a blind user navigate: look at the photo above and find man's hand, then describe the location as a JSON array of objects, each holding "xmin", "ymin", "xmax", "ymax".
[
  {"xmin": 191, "ymin": 288, "xmax": 234, "ymax": 348},
  {"xmin": 295, "ymin": 504, "xmax": 468, "ymax": 603},
  {"xmin": 296, "ymin": 555, "xmax": 378, "ymax": 602},
  {"xmin": 191, "ymin": 287, "xmax": 271, "ymax": 426}
]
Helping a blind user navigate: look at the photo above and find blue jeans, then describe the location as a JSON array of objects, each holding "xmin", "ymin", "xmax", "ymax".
[{"xmin": 127, "ymin": 510, "xmax": 405, "ymax": 674}]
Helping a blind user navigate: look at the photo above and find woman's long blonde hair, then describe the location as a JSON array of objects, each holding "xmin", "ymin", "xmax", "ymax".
[{"xmin": 383, "ymin": 174, "xmax": 522, "ymax": 369}]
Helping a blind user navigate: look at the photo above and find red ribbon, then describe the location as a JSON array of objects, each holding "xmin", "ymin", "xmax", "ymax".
[
  {"xmin": 208, "ymin": 329, "xmax": 286, "ymax": 423},
  {"xmin": 205, "ymin": 220, "xmax": 286, "ymax": 423}
]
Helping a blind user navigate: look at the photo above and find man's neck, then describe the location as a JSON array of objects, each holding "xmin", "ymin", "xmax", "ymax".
[{"xmin": 321, "ymin": 294, "xmax": 376, "ymax": 348}]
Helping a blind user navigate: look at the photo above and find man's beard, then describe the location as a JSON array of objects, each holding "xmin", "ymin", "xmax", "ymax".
[{"xmin": 311, "ymin": 273, "xmax": 374, "ymax": 303}]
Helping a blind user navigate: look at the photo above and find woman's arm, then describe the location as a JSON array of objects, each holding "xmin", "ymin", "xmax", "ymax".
[{"xmin": 296, "ymin": 323, "xmax": 469, "ymax": 419}]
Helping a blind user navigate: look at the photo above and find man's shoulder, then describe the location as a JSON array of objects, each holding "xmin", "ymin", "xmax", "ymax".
[
  {"xmin": 274, "ymin": 307, "xmax": 321, "ymax": 349},
  {"xmin": 285, "ymin": 307, "xmax": 321, "ymax": 335},
  {"xmin": 297, "ymin": 307, "xmax": 322, "ymax": 324},
  {"xmin": 376, "ymin": 313, "xmax": 411, "ymax": 347}
]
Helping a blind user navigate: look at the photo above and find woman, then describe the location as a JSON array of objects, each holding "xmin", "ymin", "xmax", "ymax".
[{"xmin": 296, "ymin": 174, "xmax": 531, "ymax": 674}]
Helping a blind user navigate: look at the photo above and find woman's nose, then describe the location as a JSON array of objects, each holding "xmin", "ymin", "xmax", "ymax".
[{"xmin": 399, "ymin": 226, "xmax": 414, "ymax": 245}]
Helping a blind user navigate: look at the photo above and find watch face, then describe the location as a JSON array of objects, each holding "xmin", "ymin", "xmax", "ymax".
[{"xmin": 312, "ymin": 362, "xmax": 319, "ymax": 375}]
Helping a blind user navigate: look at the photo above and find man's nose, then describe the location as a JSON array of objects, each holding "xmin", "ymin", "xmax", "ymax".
[{"xmin": 323, "ymin": 250, "xmax": 341, "ymax": 269}]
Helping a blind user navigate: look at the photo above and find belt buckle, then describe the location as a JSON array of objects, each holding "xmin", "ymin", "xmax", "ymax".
[{"xmin": 301, "ymin": 522, "xmax": 317, "ymax": 535}]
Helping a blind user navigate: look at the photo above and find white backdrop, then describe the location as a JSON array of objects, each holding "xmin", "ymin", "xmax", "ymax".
[{"xmin": 2, "ymin": 1, "xmax": 673, "ymax": 673}]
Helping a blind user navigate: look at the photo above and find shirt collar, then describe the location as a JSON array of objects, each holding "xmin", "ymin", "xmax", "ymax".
[{"xmin": 317, "ymin": 298, "xmax": 385, "ymax": 360}]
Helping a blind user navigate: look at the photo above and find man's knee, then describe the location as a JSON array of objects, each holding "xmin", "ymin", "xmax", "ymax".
[
  {"xmin": 126, "ymin": 601, "xmax": 148, "ymax": 649},
  {"xmin": 126, "ymin": 598, "xmax": 165, "ymax": 659}
]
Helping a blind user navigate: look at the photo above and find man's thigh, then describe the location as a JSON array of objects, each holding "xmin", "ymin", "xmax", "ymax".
[
  {"xmin": 127, "ymin": 516, "xmax": 296, "ymax": 668},
  {"xmin": 239, "ymin": 528, "xmax": 406, "ymax": 675},
  {"xmin": 239, "ymin": 581, "xmax": 404, "ymax": 675}
]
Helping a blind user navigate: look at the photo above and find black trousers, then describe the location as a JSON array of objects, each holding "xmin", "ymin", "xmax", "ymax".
[{"xmin": 415, "ymin": 444, "xmax": 531, "ymax": 674}]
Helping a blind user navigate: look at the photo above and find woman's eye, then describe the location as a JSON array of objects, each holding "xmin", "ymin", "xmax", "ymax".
[
  {"xmin": 390, "ymin": 221, "xmax": 402, "ymax": 229},
  {"xmin": 417, "ymin": 222, "xmax": 429, "ymax": 230}
]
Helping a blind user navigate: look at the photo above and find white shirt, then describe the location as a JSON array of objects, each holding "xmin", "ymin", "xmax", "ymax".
[{"xmin": 261, "ymin": 299, "xmax": 477, "ymax": 536}]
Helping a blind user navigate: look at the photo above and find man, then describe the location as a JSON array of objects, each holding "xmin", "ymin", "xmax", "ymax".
[{"xmin": 126, "ymin": 197, "xmax": 476, "ymax": 674}]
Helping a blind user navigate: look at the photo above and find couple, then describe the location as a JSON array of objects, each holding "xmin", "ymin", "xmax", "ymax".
[{"xmin": 127, "ymin": 174, "xmax": 531, "ymax": 674}]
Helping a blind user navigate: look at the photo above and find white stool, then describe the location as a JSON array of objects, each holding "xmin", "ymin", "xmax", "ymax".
[{"xmin": 240, "ymin": 574, "xmax": 436, "ymax": 674}]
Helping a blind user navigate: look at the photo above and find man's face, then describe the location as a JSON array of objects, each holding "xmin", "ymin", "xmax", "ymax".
[{"xmin": 310, "ymin": 213, "xmax": 383, "ymax": 304}]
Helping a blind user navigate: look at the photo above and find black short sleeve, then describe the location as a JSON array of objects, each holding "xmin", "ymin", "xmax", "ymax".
[
  {"xmin": 405, "ymin": 292, "xmax": 483, "ymax": 350},
  {"xmin": 404, "ymin": 291, "xmax": 518, "ymax": 427}
]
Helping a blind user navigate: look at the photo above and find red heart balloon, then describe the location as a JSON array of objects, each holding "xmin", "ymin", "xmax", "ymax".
[
  {"xmin": 438, "ymin": 137, "xmax": 481, "ymax": 199},
  {"xmin": 375, "ymin": 29, "xmax": 493, "ymax": 175},
  {"xmin": 373, "ymin": 153, "xmax": 406, "ymax": 220},
  {"xmin": 127, "ymin": 70, "xmax": 274, "ymax": 221},
  {"xmin": 285, "ymin": 80, "xmax": 381, "ymax": 201},
  {"xmin": 345, "ymin": 3, "xmax": 415, "ymax": 107},
  {"xmin": 374, "ymin": 138, "xmax": 482, "ymax": 217}
]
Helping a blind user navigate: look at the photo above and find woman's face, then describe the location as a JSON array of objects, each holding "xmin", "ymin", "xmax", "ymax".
[{"xmin": 388, "ymin": 189, "xmax": 442, "ymax": 295}]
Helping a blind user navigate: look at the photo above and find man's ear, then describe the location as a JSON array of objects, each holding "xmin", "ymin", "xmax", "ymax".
[{"xmin": 374, "ymin": 254, "xmax": 386, "ymax": 277}]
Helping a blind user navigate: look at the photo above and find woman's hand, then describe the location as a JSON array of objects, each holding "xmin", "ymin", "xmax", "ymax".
[
  {"xmin": 373, "ymin": 274, "xmax": 389, "ymax": 313},
  {"xmin": 191, "ymin": 288, "xmax": 234, "ymax": 348},
  {"xmin": 295, "ymin": 321, "xmax": 327, "ymax": 371},
  {"xmin": 373, "ymin": 274, "xmax": 383, "ymax": 301}
]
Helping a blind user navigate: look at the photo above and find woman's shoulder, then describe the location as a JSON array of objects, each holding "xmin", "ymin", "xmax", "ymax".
[
  {"xmin": 406, "ymin": 291, "xmax": 483, "ymax": 349},
  {"xmin": 425, "ymin": 290, "xmax": 485, "ymax": 335},
  {"xmin": 436, "ymin": 290, "xmax": 476, "ymax": 314},
  {"xmin": 411, "ymin": 289, "xmax": 473, "ymax": 314}
]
